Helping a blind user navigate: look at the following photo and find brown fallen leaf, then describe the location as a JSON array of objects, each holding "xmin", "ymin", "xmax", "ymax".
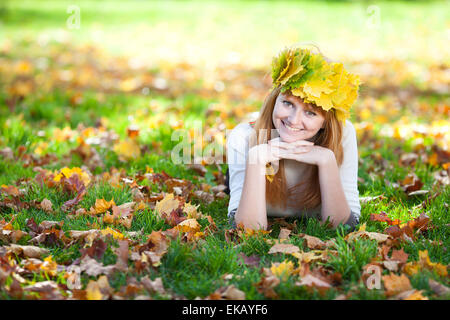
[
  {"xmin": 428, "ymin": 279, "xmax": 450, "ymax": 297},
  {"xmin": 370, "ymin": 211, "xmax": 401, "ymax": 226},
  {"xmin": 295, "ymin": 274, "xmax": 332, "ymax": 295},
  {"xmin": 278, "ymin": 228, "xmax": 291, "ymax": 240},
  {"xmin": 254, "ymin": 269, "xmax": 280, "ymax": 299},
  {"xmin": 400, "ymin": 173, "xmax": 424, "ymax": 194},
  {"xmin": 392, "ymin": 289, "xmax": 428, "ymax": 300},
  {"xmin": 382, "ymin": 260, "xmax": 399, "ymax": 272},
  {"xmin": 79, "ymin": 256, "xmax": 115, "ymax": 277},
  {"xmin": 39, "ymin": 198, "xmax": 53, "ymax": 213},
  {"xmin": 237, "ymin": 252, "xmax": 261, "ymax": 267},
  {"xmin": 65, "ymin": 265, "xmax": 82, "ymax": 290},
  {"xmin": 23, "ymin": 280, "xmax": 58, "ymax": 293},
  {"xmin": 210, "ymin": 285, "xmax": 246, "ymax": 300},
  {"xmin": 359, "ymin": 195, "xmax": 386, "ymax": 204},
  {"xmin": 345, "ymin": 223, "xmax": 390, "ymax": 243},
  {"xmin": 382, "ymin": 273, "xmax": 412, "ymax": 296},
  {"xmin": 6, "ymin": 244, "xmax": 49, "ymax": 259},
  {"xmin": 141, "ymin": 276, "xmax": 168, "ymax": 297},
  {"xmin": 299, "ymin": 233, "xmax": 327, "ymax": 250},
  {"xmin": 268, "ymin": 243, "xmax": 300, "ymax": 255}
]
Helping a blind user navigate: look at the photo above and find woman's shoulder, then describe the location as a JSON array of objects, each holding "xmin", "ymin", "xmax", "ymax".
[
  {"xmin": 227, "ymin": 121, "xmax": 255, "ymax": 141},
  {"xmin": 342, "ymin": 119, "xmax": 357, "ymax": 145}
]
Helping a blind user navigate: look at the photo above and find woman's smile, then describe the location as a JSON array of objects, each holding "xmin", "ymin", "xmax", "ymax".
[{"xmin": 281, "ymin": 119, "xmax": 303, "ymax": 133}]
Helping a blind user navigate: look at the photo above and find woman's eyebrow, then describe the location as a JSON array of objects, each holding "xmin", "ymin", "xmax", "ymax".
[{"xmin": 283, "ymin": 96, "xmax": 314, "ymax": 109}]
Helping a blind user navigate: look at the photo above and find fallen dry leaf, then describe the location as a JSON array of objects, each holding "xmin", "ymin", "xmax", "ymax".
[
  {"xmin": 392, "ymin": 289, "xmax": 428, "ymax": 300},
  {"xmin": 79, "ymin": 256, "xmax": 115, "ymax": 277},
  {"xmin": 39, "ymin": 198, "xmax": 53, "ymax": 213},
  {"xmin": 268, "ymin": 243, "xmax": 300, "ymax": 255},
  {"xmin": 345, "ymin": 223, "xmax": 391, "ymax": 243},
  {"xmin": 382, "ymin": 273, "xmax": 412, "ymax": 296},
  {"xmin": 295, "ymin": 274, "xmax": 332, "ymax": 294},
  {"xmin": 254, "ymin": 269, "xmax": 280, "ymax": 299},
  {"xmin": 6, "ymin": 244, "xmax": 49, "ymax": 259},
  {"xmin": 90, "ymin": 198, "xmax": 116, "ymax": 215},
  {"xmin": 403, "ymin": 250, "xmax": 448, "ymax": 277},
  {"xmin": 428, "ymin": 279, "xmax": 450, "ymax": 297},
  {"xmin": 141, "ymin": 276, "xmax": 167, "ymax": 296},
  {"xmin": 299, "ymin": 233, "xmax": 327, "ymax": 250},
  {"xmin": 278, "ymin": 228, "xmax": 291, "ymax": 240},
  {"xmin": 270, "ymin": 260, "xmax": 295, "ymax": 280},
  {"xmin": 210, "ymin": 285, "xmax": 246, "ymax": 300}
]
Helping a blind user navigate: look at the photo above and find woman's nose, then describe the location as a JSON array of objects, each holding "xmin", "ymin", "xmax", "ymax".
[{"xmin": 288, "ymin": 109, "xmax": 304, "ymax": 127}]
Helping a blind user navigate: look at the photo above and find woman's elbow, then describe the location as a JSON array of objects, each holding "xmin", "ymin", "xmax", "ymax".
[{"xmin": 235, "ymin": 209, "xmax": 268, "ymax": 231}]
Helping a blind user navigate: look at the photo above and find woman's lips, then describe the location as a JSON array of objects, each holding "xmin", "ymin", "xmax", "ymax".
[{"xmin": 281, "ymin": 120, "xmax": 302, "ymax": 134}]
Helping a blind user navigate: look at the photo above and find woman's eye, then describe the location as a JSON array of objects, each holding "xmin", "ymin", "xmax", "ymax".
[
  {"xmin": 306, "ymin": 111, "xmax": 316, "ymax": 116},
  {"xmin": 283, "ymin": 100, "xmax": 293, "ymax": 107}
]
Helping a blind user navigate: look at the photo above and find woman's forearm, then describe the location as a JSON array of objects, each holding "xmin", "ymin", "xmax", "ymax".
[
  {"xmin": 235, "ymin": 148, "xmax": 268, "ymax": 230},
  {"xmin": 318, "ymin": 152, "xmax": 351, "ymax": 227}
]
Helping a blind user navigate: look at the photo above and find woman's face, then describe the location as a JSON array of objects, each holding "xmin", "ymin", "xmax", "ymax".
[{"xmin": 272, "ymin": 92, "xmax": 326, "ymax": 143}]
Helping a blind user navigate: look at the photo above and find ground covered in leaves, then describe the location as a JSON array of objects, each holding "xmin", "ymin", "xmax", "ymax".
[{"xmin": 0, "ymin": 0, "xmax": 449, "ymax": 300}]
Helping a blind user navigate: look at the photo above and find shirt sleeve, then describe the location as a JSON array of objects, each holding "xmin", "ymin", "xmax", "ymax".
[
  {"xmin": 339, "ymin": 120, "xmax": 361, "ymax": 217},
  {"xmin": 226, "ymin": 123, "xmax": 253, "ymax": 217}
]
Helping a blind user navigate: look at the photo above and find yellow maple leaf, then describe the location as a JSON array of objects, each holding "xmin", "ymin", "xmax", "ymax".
[
  {"xmin": 155, "ymin": 193, "xmax": 180, "ymax": 217},
  {"xmin": 265, "ymin": 163, "xmax": 275, "ymax": 183},
  {"xmin": 54, "ymin": 126, "xmax": 75, "ymax": 142},
  {"xmin": 183, "ymin": 202, "xmax": 202, "ymax": 219},
  {"xmin": 86, "ymin": 280, "xmax": 103, "ymax": 300},
  {"xmin": 100, "ymin": 227, "xmax": 125, "ymax": 240},
  {"xmin": 270, "ymin": 260, "xmax": 295, "ymax": 280},
  {"xmin": 291, "ymin": 250, "xmax": 329, "ymax": 263},
  {"xmin": 53, "ymin": 167, "xmax": 91, "ymax": 187},
  {"xmin": 34, "ymin": 142, "xmax": 49, "ymax": 156},
  {"xmin": 113, "ymin": 138, "xmax": 141, "ymax": 161},
  {"xmin": 91, "ymin": 198, "xmax": 116, "ymax": 215},
  {"xmin": 403, "ymin": 250, "xmax": 448, "ymax": 277},
  {"xmin": 40, "ymin": 255, "xmax": 58, "ymax": 277},
  {"xmin": 135, "ymin": 201, "xmax": 147, "ymax": 211},
  {"xmin": 176, "ymin": 218, "xmax": 201, "ymax": 233},
  {"xmin": 404, "ymin": 290, "xmax": 429, "ymax": 300}
]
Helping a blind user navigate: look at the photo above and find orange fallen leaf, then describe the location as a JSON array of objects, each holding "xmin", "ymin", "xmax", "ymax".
[
  {"xmin": 90, "ymin": 198, "xmax": 116, "ymax": 215},
  {"xmin": 382, "ymin": 273, "xmax": 412, "ymax": 296},
  {"xmin": 403, "ymin": 250, "xmax": 448, "ymax": 277}
]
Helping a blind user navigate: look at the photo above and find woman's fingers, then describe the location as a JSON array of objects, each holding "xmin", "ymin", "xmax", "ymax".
[
  {"xmin": 280, "ymin": 145, "xmax": 313, "ymax": 155},
  {"xmin": 269, "ymin": 139, "xmax": 313, "ymax": 149},
  {"xmin": 269, "ymin": 145, "xmax": 312, "ymax": 162}
]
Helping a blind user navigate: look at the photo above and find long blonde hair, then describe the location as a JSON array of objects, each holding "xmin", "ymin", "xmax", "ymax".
[{"xmin": 249, "ymin": 86, "xmax": 344, "ymax": 211}]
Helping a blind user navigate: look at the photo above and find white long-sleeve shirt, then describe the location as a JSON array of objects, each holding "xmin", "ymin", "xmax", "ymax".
[{"xmin": 226, "ymin": 119, "xmax": 361, "ymax": 220}]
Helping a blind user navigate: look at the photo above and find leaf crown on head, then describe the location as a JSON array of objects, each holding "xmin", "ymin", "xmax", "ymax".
[{"xmin": 271, "ymin": 46, "xmax": 361, "ymax": 122}]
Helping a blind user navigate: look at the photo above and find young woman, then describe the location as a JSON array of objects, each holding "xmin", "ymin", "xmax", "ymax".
[{"xmin": 225, "ymin": 46, "xmax": 361, "ymax": 231}]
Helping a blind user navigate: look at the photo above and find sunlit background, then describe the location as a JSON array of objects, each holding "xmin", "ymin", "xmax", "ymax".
[{"xmin": 1, "ymin": 0, "xmax": 449, "ymax": 175}]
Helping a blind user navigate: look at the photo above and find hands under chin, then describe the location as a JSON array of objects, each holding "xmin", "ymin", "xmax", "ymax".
[{"xmin": 268, "ymin": 138, "xmax": 335, "ymax": 167}]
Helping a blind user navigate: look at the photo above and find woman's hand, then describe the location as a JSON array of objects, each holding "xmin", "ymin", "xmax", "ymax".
[
  {"xmin": 248, "ymin": 138, "xmax": 290, "ymax": 166},
  {"xmin": 248, "ymin": 137, "xmax": 316, "ymax": 176},
  {"xmin": 269, "ymin": 138, "xmax": 335, "ymax": 167}
]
